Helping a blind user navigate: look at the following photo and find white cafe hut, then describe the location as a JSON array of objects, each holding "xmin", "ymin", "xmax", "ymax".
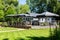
[{"xmin": 7, "ymin": 11, "xmax": 59, "ymax": 26}]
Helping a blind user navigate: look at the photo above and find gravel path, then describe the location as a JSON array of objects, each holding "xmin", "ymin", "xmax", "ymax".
[
  {"xmin": 0, "ymin": 25, "xmax": 59, "ymax": 33},
  {"xmin": 31, "ymin": 25, "xmax": 59, "ymax": 29}
]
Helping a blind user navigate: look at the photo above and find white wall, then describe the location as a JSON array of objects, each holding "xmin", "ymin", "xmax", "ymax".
[
  {"xmin": 39, "ymin": 17, "xmax": 55, "ymax": 23},
  {"xmin": 33, "ymin": 18, "xmax": 38, "ymax": 20},
  {"xmin": 39, "ymin": 18, "xmax": 45, "ymax": 22}
]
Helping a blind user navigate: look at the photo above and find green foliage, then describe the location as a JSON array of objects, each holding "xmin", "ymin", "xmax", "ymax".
[
  {"xmin": 3, "ymin": 0, "xmax": 18, "ymax": 16},
  {"xmin": 0, "ymin": 4, "xmax": 5, "ymax": 10},
  {"xmin": 47, "ymin": 0, "xmax": 57, "ymax": 13},
  {"xmin": 56, "ymin": 8, "xmax": 60, "ymax": 15},
  {"xmin": 6, "ymin": 4, "xmax": 16, "ymax": 15},
  {"xmin": 0, "ymin": 10, "xmax": 4, "ymax": 18},
  {"xmin": 3, "ymin": 0, "xmax": 18, "ymax": 6},
  {"xmin": 0, "ymin": 0, "xmax": 18, "ymax": 21},
  {"xmin": 17, "ymin": 4, "xmax": 30, "ymax": 14},
  {"xmin": 0, "ymin": 0, "xmax": 30, "ymax": 21},
  {"xmin": 56, "ymin": 1, "xmax": 60, "ymax": 15},
  {"xmin": 26, "ymin": 0, "xmax": 60, "ymax": 14},
  {"xmin": 26, "ymin": 0, "xmax": 47, "ymax": 13}
]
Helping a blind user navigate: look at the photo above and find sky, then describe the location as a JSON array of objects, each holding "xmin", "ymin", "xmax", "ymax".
[{"xmin": 19, "ymin": 0, "xmax": 26, "ymax": 5}]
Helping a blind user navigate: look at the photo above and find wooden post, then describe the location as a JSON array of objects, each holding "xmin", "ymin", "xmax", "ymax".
[
  {"xmin": 59, "ymin": 20, "xmax": 60, "ymax": 28},
  {"xmin": 55, "ymin": 21, "xmax": 58, "ymax": 40},
  {"xmin": 49, "ymin": 23, "xmax": 52, "ymax": 40}
]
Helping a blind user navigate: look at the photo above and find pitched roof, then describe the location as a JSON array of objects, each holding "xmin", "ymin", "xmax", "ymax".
[
  {"xmin": 29, "ymin": 13, "xmax": 42, "ymax": 17},
  {"xmin": 17, "ymin": 13, "xmax": 42, "ymax": 17},
  {"xmin": 41, "ymin": 12, "xmax": 59, "ymax": 16},
  {"xmin": 6, "ymin": 12, "xmax": 59, "ymax": 17},
  {"xmin": 6, "ymin": 14, "xmax": 17, "ymax": 17}
]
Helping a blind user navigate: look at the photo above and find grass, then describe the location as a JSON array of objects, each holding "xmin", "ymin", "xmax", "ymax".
[{"xmin": 0, "ymin": 28, "xmax": 52, "ymax": 40}]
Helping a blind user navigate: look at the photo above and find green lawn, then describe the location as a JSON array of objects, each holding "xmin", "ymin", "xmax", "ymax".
[{"xmin": 0, "ymin": 28, "xmax": 52, "ymax": 40}]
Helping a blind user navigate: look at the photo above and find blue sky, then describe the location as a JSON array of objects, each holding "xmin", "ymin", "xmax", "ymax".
[{"xmin": 19, "ymin": 0, "xmax": 26, "ymax": 5}]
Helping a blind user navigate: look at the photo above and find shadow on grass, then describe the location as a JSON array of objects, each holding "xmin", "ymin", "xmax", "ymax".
[
  {"xmin": 27, "ymin": 36, "xmax": 50, "ymax": 40},
  {"xmin": 15, "ymin": 36, "xmax": 51, "ymax": 40},
  {"xmin": 3, "ymin": 38, "xmax": 8, "ymax": 40},
  {"xmin": 15, "ymin": 38, "xmax": 25, "ymax": 40}
]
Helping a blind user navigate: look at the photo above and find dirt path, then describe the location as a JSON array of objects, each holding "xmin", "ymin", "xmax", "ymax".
[{"xmin": 0, "ymin": 29, "xmax": 25, "ymax": 33}]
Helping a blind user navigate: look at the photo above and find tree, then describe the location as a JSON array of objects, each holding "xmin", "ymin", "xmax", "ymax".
[
  {"xmin": 3, "ymin": 0, "xmax": 18, "ymax": 16},
  {"xmin": 6, "ymin": 4, "xmax": 16, "ymax": 15},
  {"xmin": 26, "ymin": 0, "xmax": 47, "ymax": 13},
  {"xmin": 56, "ymin": 1, "xmax": 60, "ymax": 15},
  {"xmin": 0, "ymin": 10, "xmax": 4, "ymax": 21},
  {"xmin": 47, "ymin": 0, "xmax": 57, "ymax": 13},
  {"xmin": 3, "ymin": 0, "xmax": 18, "ymax": 6},
  {"xmin": 17, "ymin": 4, "xmax": 30, "ymax": 14},
  {"xmin": 0, "ymin": 10, "xmax": 4, "ymax": 18},
  {"xmin": 26, "ymin": 0, "xmax": 59, "ymax": 13},
  {"xmin": 0, "ymin": 0, "xmax": 18, "ymax": 21},
  {"xmin": 0, "ymin": 0, "xmax": 5, "ymax": 21},
  {"xmin": 0, "ymin": 0, "xmax": 30, "ymax": 21},
  {"xmin": 0, "ymin": 4, "xmax": 5, "ymax": 10}
]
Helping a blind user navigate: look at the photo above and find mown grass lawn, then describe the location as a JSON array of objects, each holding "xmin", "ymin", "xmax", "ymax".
[{"xmin": 0, "ymin": 27, "xmax": 52, "ymax": 40}]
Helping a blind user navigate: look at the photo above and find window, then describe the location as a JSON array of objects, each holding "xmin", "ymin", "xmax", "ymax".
[
  {"xmin": 42, "ymin": 18, "xmax": 43, "ymax": 21},
  {"xmin": 26, "ymin": 17, "xmax": 30, "ymax": 21},
  {"xmin": 48, "ymin": 18, "xmax": 50, "ymax": 20}
]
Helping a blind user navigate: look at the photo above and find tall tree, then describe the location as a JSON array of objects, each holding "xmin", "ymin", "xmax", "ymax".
[
  {"xmin": 0, "ymin": 0, "xmax": 30, "ymax": 21},
  {"xmin": 26, "ymin": 0, "xmax": 59, "ymax": 13},
  {"xmin": 26, "ymin": 0, "xmax": 48, "ymax": 13},
  {"xmin": 56, "ymin": 1, "xmax": 60, "ymax": 15},
  {"xmin": 47, "ymin": 0, "xmax": 57, "ymax": 13},
  {"xmin": 0, "ymin": 0, "xmax": 18, "ymax": 21},
  {"xmin": 3, "ymin": 0, "xmax": 18, "ymax": 16}
]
